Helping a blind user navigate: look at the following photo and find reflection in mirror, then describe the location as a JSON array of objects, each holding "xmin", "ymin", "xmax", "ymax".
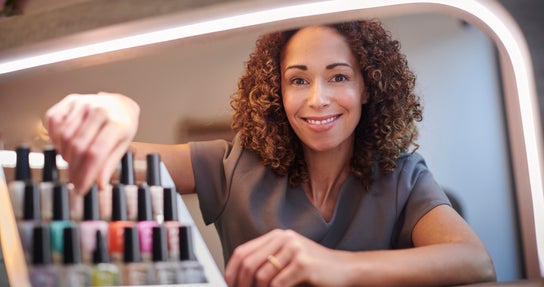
[{"xmin": 0, "ymin": 0, "xmax": 542, "ymax": 283}]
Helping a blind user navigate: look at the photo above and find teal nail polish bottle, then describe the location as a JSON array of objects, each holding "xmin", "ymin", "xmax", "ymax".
[{"xmin": 50, "ymin": 183, "xmax": 75, "ymax": 263}]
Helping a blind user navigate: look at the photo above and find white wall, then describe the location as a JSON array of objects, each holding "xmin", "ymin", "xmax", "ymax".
[
  {"xmin": 0, "ymin": 13, "xmax": 523, "ymax": 280},
  {"xmin": 383, "ymin": 14, "xmax": 522, "ymax": 281}
]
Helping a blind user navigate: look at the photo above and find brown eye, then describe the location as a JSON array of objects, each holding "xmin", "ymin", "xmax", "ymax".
[
  {"xmin": 291, "ymin": 78, "xmax": 308, "ymax": 85},
  {"xmin": 331, "ymin": 74, "xmax": 349, "ymax": 82}
]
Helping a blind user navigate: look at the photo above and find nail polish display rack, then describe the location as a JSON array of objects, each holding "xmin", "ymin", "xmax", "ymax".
[{"xmin": 0, "ymin": 148, "xmax": 226, "ymax": 287}]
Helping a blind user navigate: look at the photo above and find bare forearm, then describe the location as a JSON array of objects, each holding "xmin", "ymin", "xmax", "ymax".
[
  {"xmin": 129, "ymin": 142, "xmax": 195, "ymax": 194},
  {"xmin": 339, "ymin": 243, "xmax": 496, "ymax": 286}
]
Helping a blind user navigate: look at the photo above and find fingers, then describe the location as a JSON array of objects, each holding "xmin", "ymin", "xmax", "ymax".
[
  {"xmin": 269, "ymin": 252, "xmax": 306, "ymax": 287},
  {"xmin": 56, "ymin": 100, "xmax": 89, "ymax": 159},
  {"xmin": 45, "ymin": 94, "xmax": 78, "ymax": 148},
  {"xmin": 225, "ymin": 229, "xmax": 315, "ymax": 287},
  {"xmin": 255, "ymin": 248, "xmax": 293, "ymax": 287},
  {"xmin": 44, "ymin": 93, "xmax": 139, "ymax": 195},
  {"xmin": 61, "ymin": 102, "xmax": 106, "ymax": 165},
  {"xmin": 225, "ymin": 230, "xmax": 286, "ymax": 287},
  {"xmin": 68, "ymin": 122, "xmax": 121, "ymax": 194}
]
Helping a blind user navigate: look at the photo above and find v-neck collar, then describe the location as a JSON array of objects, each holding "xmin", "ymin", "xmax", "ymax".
[{"xmin": 286, "ymin": 176, "xmax": 364, "ymax": 246}]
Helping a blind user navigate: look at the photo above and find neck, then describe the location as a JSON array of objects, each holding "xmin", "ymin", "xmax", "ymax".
[{"xmin": 302, "ymin": 141, "xmax": 352, "ymax": 218}]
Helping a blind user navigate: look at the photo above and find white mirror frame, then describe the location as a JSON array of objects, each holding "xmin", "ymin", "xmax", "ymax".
[{"xmin": 0, "ymin": 0, "xmax": 542, "ymax": 279}]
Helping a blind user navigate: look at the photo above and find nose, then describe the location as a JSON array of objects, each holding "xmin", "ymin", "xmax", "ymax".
[{"xmin": 308, "ymin": 81, "xmax": 330, "ymax": 109}]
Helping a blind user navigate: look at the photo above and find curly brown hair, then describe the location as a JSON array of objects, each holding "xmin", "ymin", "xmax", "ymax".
[{"xmin": 231, "ymin": 19, "xmax": 422, "ymax": 189}]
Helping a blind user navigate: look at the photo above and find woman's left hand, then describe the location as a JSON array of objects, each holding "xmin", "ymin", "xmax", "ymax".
[{"xmin": 224, "ymin": 229, "xmax": 352, "ymax": 287}]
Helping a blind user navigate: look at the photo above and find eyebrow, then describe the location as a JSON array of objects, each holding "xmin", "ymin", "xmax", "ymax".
[{"xmin": 284, "ymin": 62, "xmax": 352, "ymax": 71}]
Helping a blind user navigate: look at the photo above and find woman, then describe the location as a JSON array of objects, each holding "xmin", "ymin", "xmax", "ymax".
[{"xmin": 45, "ymin": 20, "xmax": 496, "ymax": 286}]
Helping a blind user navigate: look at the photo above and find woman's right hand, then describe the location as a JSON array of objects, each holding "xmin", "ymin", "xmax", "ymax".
[{"xmin": 44, "ymin": 92, "xmax": 140, "ymax": 194}]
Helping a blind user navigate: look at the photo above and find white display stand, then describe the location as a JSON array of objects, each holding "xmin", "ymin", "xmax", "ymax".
[
  {"xmin": 159, "ymin": 162, "xmax": 227, "ymax": 287},
  {"xmin": 0, "ymin": 150, "xmax": 226, "ymax": 287}
]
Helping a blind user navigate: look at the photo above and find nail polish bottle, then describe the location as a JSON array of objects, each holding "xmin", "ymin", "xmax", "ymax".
[
  {"xmin": 98, "ymin": 184, "xmax": 113, "ymax": 221},
  {"xmin": 18, "ymin": 182, "xmax": 41, "ymax": 262},
  {"xmin": 50, "ymin": 183, "xmax": 75, "ymax": 264},
  {"xmin": 40, "ymin": 147, "xmax": 58, "ymax": 221},
  {"xmin": 152, "ymin": 225, "xmax": 177, "ymax": 284},
  {"xmin": 29, "ymin": 224, "xmax": 59, "ymax": 287},
  {"xmin": 90, "ymin": 230, "xmax": 120, "ymax": 286},
  {"xmin": 8, "ymin": 145, "xmax": 31, "ymax": 220},
  {"xmin": 69, "ymin": 182, "xmax": 84, "ymax": 221},
  {"xmin": 177, "ymin": 226, "xmax": 207, "ymax": 283},
  {"xmin": 79, "ymin": 184, "xmax": 109, "ymax": 264},
  {"xmin": 136, "ymin": 183, "xmax": 158, "ymax": 261},
  {"xmin": 121, "ymin": 151, "xmax": 139, "ymax": 221},
  {"xmin": 147, "ymin": 153, "xmax": 164, "ymax": 223},
  {"xmin": 107, "ymin": 184, "xmax": 134, "ymax": 263},
  {"xmin": 59, "ymin": 226, "xmax": 91, "ymax": 287},
  {"xmin": 121, "ymin": 226, "xmax": 153, "ymax": 285},
  {"xmin": 163, "ymin": 186, "xmax": 181, "ymax": 260}
]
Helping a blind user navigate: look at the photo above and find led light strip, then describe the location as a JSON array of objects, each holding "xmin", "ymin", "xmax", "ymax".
[{"xmin": 0, "ymin": 0, "xmax": 345, "ymax": 75}]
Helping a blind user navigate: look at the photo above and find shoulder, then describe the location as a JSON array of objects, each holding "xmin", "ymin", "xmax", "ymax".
[
  {"xmin": 396, "ymin": 152, "xmax": 429, "ymax": 175},
  {"xmin": 188, "ymin": 133, "xmax": 264, "ymax": 176},
  {"xmin": 372, "ymin": 152, "xmax": 437, "ymax": 193},
  {"xmin": 189, "ymin": 134, "xmax": 242, "ymax": 162}
]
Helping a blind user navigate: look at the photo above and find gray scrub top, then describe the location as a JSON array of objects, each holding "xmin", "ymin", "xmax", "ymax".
[{"xmin": 189, "ymin": 136, "xmax": 450, "ymax": 263}]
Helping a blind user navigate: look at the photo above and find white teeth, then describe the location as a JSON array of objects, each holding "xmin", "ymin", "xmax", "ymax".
[{"xmin": 306, "ymin": 116, "xmax": 337, "ymax": 125}]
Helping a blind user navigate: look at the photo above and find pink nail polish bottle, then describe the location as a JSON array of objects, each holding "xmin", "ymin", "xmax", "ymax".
[
  {"xmin": 121, "ymin": 152, "xmax": 138, "ymax": 221},
  {"xmin": 146, "ymin": 153, "xmax": 164, "ymax": 223},
  {"xmin": 79, "ymin": 184, "xmax": 109, "ymax": 264},
  {"xmin": 98, "ymin": 184, "xmax": 112, "ymax": 221},
  {"xmin": 136, "ymin": 183, "xmax": 158, "ymax": 261},
  {"xmin": 69, "ymin": 182, "xmax": 84, "ymax": 221}
]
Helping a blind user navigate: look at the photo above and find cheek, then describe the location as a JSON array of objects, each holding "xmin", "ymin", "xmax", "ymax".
[{"xmin": 281, "ymin": 92, "xmax": 299, "ymax": 117}]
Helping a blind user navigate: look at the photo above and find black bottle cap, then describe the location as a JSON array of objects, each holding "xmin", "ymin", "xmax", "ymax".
[
  {"xmin": 83, "ymin": 185, "xmax": 99, "ymax": 221},
  {"xmin": 111, "ymin": 184, "xmax": 127, "ymax": 221},
  {"xmin": 52, "ymin": 183, "xmax": 69, "ymax": 221},
  {"xmin": 146, "ymin": 153, "xmax": 161, "ymax": 186},
  {"xmin": 152, "ymin": 225, "xmax": 168, "ymax": 262},
  {"xmin": 179, "ymin": 226, "xmax": 195, "ymax": 261},
  {"xmin": 23, "ymin": 182, "xmax": 41, "ymax": 220},
  {"xmin": 137, "ymin": 183, "xmax": 152, "ymax": 221},
  {"xmin": 42, "ymin": 147, "xmax": 59, "ymax": 182},
  {"xmin": 15, "ymin": 145, "xmax": 31, "ymax": 181},
  {"xmin": 121, "ymin": 151, "xmax": 135, "ymax": 185},
  {"xmin": 92, "ymin": 230, "xmax": 109, "ymax": 264},
  {"xmin": 32, "ymin": 224, "xmax": 52, "ymax": 265},
  {"xmin": 123, "ymin": 226, "xmax": 141, "ymax": 263},
  {"xmin": 163, "ymin": 187, "xmax": 178, "ymax": 222},
  {"xmin": 63, "ymin": 226, "xmax": 81, "ymax": 265}
]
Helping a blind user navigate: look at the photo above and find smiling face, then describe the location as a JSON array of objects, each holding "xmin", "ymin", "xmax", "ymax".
[{"xmin": 281, "ymin": 26, "xmax": 367, "ymax": 153}]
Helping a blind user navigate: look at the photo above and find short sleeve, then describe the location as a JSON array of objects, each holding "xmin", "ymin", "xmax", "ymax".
[
  {"xmin": 189, "ymin": 139, "xmax": 241, "ymax": 225},
  {"xmin": 394, "ymin": 153, "xmax": 451, "ymax": 248}
]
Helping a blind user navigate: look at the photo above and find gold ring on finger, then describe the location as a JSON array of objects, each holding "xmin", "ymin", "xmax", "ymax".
[{"xmin": 267, "ymin": 255, "xmax": 284, "ymax": 271}]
